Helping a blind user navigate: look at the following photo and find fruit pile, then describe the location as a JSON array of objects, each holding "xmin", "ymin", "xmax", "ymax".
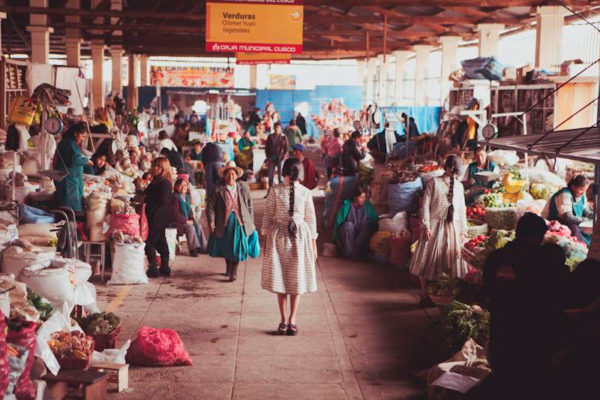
[
  {"xmin": 467, "ymin": 206, "xmax": 486, "ymax": 221},
  {"xmin": 464, "ymin": 235, "xmax": 489, "ymax": 252}
]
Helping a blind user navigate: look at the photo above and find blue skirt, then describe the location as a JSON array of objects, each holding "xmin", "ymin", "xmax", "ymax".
[{"xmin": 208, "ymin": 213, "xmax": 260, "ymax": 261}]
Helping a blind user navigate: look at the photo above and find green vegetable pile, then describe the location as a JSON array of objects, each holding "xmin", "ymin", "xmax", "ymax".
[
  {"xmin": 470, "ymin": 229, "xmax": 515, "ymax": 269},
  {"xmin": 436, "ymin": 301, "xmax": 490, "ymax": 357},
  {"xmin": 76, "ymin": 312, "xmax": 120, "ymax": 335},
  {"xmin": 27, "ymin": 288, "xmax": 54, "ymax": 321},
  {"xmin": 482, "ymin": 194, "xmax": 509, "ymax": 208},
  {"xmin": 427, "ymin": 273, "xmax": 460, "ymax": 297}
]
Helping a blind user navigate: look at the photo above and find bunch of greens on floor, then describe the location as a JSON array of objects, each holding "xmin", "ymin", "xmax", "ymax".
[
  {"xmin": 76, "ymin": 312, "xmax": 120, "ymax": 335},
  {"xmin": 436, "ymin": 301, "xmax": 490, "ymax": 357},
  {"xmin": 427, "ymin": 273, "xmax": 460, "ymax": 297},
  {"xmin": 27, "ymin": 288, "xmax": 54, "ymax": 321}
]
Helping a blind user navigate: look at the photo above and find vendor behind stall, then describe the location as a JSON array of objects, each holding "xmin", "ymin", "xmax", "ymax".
[
  {"xmin": 542, "ymin": 175, "xmax": 593, "ymax": 245},
  {"xmin": 333, "ymin": 186, "xmax": 378, "ymax": 259},
  {"xmin": 83, "ymin": 152, "xmax": 108, "ymax": 176},
  {"xmin": 465, "ymin": 147, "xmax": 499, "ymax": 187},
  {"xmin": 54, "ymin": 123, "xmax": 93, "ymax": 212},
  {"xmin": 236, "ymin": 130, "xmax": 255, "ymax": 170}
]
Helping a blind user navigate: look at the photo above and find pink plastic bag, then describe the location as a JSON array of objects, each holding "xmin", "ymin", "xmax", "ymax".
[
  {"xmin": 126, "ymin": 327, "xmax": 192, "ymax": 367},
  {"xmin": 0, "ymin": 313, "xmax": 9, "ymax": 396},
  {"xmin": 389, "ymin": 233, "xmax": 412, "ymax": 269},
  {"xmin": 109, "ymin": 213, "xmax": 141, "ymax": 237},
  {"xmin": 7, "ymin": 321, "xmax": 37, "ymax": 400}
]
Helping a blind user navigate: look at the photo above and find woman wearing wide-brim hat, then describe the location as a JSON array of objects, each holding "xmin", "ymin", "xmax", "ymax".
[{"xmin": 206, "ymin": 161, "xmax": 260, "ymax": 281}]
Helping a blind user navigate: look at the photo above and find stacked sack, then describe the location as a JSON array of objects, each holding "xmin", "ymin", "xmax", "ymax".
[{"xmin": 86, "ymin": 192, "xmax": 110, "ymax": 241}]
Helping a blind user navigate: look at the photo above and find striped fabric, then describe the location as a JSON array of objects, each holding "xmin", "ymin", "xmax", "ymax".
[
  {"xmin": 409, "ymin": 176, "xmax": 469, "ymax": 281},
  {"xmin": 261, "ymin": 182, "xmax": 318, "ymax": 295}
]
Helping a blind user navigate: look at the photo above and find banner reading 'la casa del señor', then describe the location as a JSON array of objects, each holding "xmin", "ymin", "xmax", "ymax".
[{"xmin": 206, "ymin": 0, "xmax": 303, "ymax": 54}]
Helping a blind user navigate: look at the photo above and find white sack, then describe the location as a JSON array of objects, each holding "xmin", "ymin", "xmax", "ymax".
[
  {"xmin": 378, "ymin": 211, "xmax": 409, "ymax": 234},
  {"xmin": 165, "ymin": 228, "xmax": 177, "ymax": 261},
  {"xmin": 108, "ymin": 242, "xmax": 148, "ymax": 285},
  {"xmin": 1, "ymin": 246, "xmax": 56, "ymax": 278}
]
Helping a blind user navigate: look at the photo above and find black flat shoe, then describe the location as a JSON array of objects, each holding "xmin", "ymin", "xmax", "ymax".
[
  {"xmin": 286, "ymin": 324, "xmax": 298, "ymax": 336},
  {"xmin": 159, "ymin": 267, "xmax": 171, "ymax": 277},
  {"xmin": 146, "ymin": 268, "xmax": 159, "ymax": 278},
  {"xmin": 277, "ymin": 323, "xmax": 287, "ymax": 335}
]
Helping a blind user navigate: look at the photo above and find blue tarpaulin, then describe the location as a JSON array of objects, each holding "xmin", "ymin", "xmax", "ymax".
[
  {"xmin": 256, "ymin": 86, "xmax": 363, "ymax": 138},
  {"xmin": 379, "ymin": 106, "xmax": 442, "ymax": 135}
]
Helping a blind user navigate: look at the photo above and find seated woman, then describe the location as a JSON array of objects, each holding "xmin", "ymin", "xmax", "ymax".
[
  {"xmin": 235, "ymin": 130, "xmax": 254, "ymax": 170},
  {"xmin": 542, "ymin": 175, "xmax": 593, "ymax": 245},
  {"xmin": 333, "ymin": 186, "xmax": 378, "ymax": 259},
  {"xmin": 169, "ymin": 178, "xmax": 207, "ymax": 257},
  {"xmin": 83, "ymin": 152, "xmax": 109, "ymax": 175},
  {"xmin": 463, "ymin": 146, "xmax": 500, "ymax": 204}
]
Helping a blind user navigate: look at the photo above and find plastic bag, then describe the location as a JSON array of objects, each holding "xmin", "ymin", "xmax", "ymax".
[
  {"xmin": 378, "ymin": 211, "xmax": 409, "ymax": 234},
  {"xmin": 18, "ymin": 204, "xmax": 56, "ymax": 224},
  {"xmin": 7, "ymin": 321, "xmax": 37, "ymax": 400},
  {"xmin": 108, "ymin": 213, "xmax": 140, "ymax": 237},
  {"xmin": 388, "ymin": 178, "xmax": 423, "ymax": 216},
  {"xmin": 139, "ymin": 203, "xmax": 149, "ymax": 241},
  {"xmin": 17, "ymin": 223, "xmax": 59, "ymax": 241},
  {"xmin": 0, "ymin": 312, "xmax": 9, "ymax": 395},
  {"xmin": 108, "ymin": 242, "xmax": 147, "ymax": 285},
  {"xmin": 92, "ymin": 340, "xmax": 131, "ymax": 364},
  {"xmin": 6, "ymin": 345, "xmax": 28, "ymax": 400},
  {"xmin": 487, "ymin": 150, "xmax": 519, "ymax": 167},
  {"xmin": 126, "ymin": 327, "xmax": 192, "ymax": 367},
  {"xmin": 389, "ymin": 233, "xmax": 412, "ymax": 269},
  {"xmin": 165, "ymin": 228, "xmax": 177, "ymax": 261}
]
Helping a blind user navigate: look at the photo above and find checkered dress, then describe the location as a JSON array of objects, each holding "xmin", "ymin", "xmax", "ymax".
[
  {"xmin": 261, "ymin": 183, "xmax": 318, "ymax": 295},
  {"xmin": 409, "ymin": 176, "xmax": 469, "ymax": 281}
]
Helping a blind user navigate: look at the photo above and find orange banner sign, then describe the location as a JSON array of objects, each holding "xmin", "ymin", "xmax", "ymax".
[
  {"xmin": 149, "ymin": 66, "xmax": 234, "ymax": 88},
  {"xmin": 206, "ymin": 0, "xmax": 303, "ymax": 54},
  {"xmin": 235, "ymin": 52, "xmax": 291, "ymax": 65}
]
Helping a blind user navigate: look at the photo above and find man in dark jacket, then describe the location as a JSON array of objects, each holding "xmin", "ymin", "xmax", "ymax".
[
  {"xmin": 296, "ymin": 112, "xmax": 307, "ymax": 136},
  {"xmin": 367, "ymin": 122, "xmax": 402, "ymax": 155},
  {"xmin": 341, "ymin": 131, "xmax": 366, "ymax": 176},
  {"xmin": 265, "ymin": 122, "xmax": 289, "ymax": 191},
  {"xmin": 201, "ymin": 141, "xmax": 224, "ymax": 197},
  {"xmin": 160, "ymin": 148, "xmax": 196, "ymax": 185},
  {"xmin": 483, "ymin": 213, "xmax": 572, "ymax": 399}
]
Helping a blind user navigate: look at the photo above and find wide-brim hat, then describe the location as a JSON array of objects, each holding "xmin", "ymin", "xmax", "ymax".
[{"xmin": 218, "ymin": 161, "xmax": 244, "ymax": 178}]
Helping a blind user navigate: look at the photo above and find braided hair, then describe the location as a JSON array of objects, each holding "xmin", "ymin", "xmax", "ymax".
[
  {"xmin": 282, "ymin": 158, "xmax": 301, "ymax": 237},
  {"xmin": 444, "ymin": 155, "xmax": 462, "ymax": 223}
]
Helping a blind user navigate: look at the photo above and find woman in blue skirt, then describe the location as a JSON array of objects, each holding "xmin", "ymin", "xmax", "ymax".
[{"xmin": 206, "ymin": 161, "xmax": 260, "ymax": 281}]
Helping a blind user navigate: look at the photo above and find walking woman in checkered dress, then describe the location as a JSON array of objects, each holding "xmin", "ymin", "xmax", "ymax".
[
  {"xmin": 409, "ymin": 155, "xmax": 468, "ymax": 305},
  {"xmin": 261, "ymin": 158, "xmax": 318, "ymax": 336}
]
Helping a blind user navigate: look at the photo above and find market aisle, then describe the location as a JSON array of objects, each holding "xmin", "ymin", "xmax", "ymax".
[{"xmin": 97, "ymin": 189, "xmax": 437, "ymax": 400}]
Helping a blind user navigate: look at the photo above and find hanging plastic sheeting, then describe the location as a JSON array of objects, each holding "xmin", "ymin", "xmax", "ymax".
[
  {"xmin": 388, "ymin": 177, "xmax": 423, "ymax": 216},
  {"xmin": 18, "ymin": 204, "xmax": 56, "ymax": 224},
  {"xmin": 380, "ymin": 106, "xmax": 442, "ymax": 135}
]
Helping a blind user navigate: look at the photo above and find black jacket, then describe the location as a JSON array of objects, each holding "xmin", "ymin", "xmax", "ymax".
[
  {"xmin": 144, "ymin": 177, "xmax": 172, "ymax": 230},
  {"xmin": 201, "ymin": 142, "xmax": 224, "ymax": 164},
  {"xmin": 341, "ymin": 139, "xmax": 365, "ymax": 175}
]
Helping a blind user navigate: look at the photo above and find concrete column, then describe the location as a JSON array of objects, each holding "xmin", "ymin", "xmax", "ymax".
[
  {"xmin": 127, "ymin": 54, "xmax": 140, "ymax": 110},
  {"xmin": 140, "ymin": 55, "xmax": 149, "ymax": 86},
  {"xmin": 249, "ymin": 65, "xmax": 258, "ymax": 89},
  {"xmin": 64, "ymin": 0, "xmax": 81, "ymax": 67},
  {"xmin": 440, "ymin": 36, "xmax": 460, "ymax": 106},
  {"xmin": 535, "ymin": 6, "xmax": 568, "ymax": 71},
  {"xmin": 414, "ymin": 45, "xmax": 432, "ymax": 106},
  {"xmin": 477, "ymin": 23, "xmax": 504, "ymax": 58},
  {"xmin": 377, "ymin": 54, "xmax": 388, "ymax": 105},
  {"xmin": 366, "ymin": 58, "xmax": 377, "ymax": 105},
  {"xmin": 27, "ymin": 0, "xmax": 53, "ymax": 64},
  {"xmin": 0, "ymin": 13, "xmax": 6, "ymax": 57},
  {"xmin": 91, "ymin": 42, "xmax": 105, "ymax": 109},
  {"xmin": 110, "ymin": 47, "xmax": 124, "ymax": 96},
  {"xmin": 393, "ymin": 50, "xmax": 409, "ymax": 105}
]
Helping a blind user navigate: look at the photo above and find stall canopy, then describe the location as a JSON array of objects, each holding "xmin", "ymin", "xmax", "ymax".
[{"xmin": 480, "ymin": 126, "xmax": 600, "ymax": 165}]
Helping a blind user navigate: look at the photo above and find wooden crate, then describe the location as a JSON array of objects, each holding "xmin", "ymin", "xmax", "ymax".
[{"xmin": 90, "ymin": 362, "xmax": 129, "ymax": 393}]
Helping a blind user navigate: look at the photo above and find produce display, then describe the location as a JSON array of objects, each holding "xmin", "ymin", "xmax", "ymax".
[
  {"xmin": 48, "ymin": 331, "xmax": 94, "ymax": 361},
  {"xmin": 481, "ymin": 193, "xmax": 509, "ymax": 208},
  {"xmin": 485, "ymin": 207, "xmax": 518, "ymax": 230},
  {"xmin": 427, "ymin": 273, "xmax": 460, "ymax": 305},
  {"xmin": 466, "ymin": 206, "xmax": 486, "ymax": 221},
  {"xmin": 418, "ymin": 164, "xmax": 441, "ymax": 173},
  {"xmin": 529, "ymin": 183, "xmax": 554, "ymax": 200},
  {"xmin": 544, "ymin": 221, "xmax": 588, "ymax": 270},
  {"xmin": 437, "ymin": 301, "xmax": 490, "ymax": 357},
  {"xmin": 463, "ymin": 230, "xmax": 515, "ymax": 269},
  {"xmin": 357, "ymin": 164, "xmax": 374, "ymax": 187},
  {"xmin": 76, "ymin": 312, "xmax": 120, "ymax": 335},
  {"xmin": 26, "ymin": 288, "xmax": 54, "ymax": 322}
]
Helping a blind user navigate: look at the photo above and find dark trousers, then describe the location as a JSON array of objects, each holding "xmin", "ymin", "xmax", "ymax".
[{"xmin": 145, "ymin": 224, "xmax": 169, "ymax": 268}]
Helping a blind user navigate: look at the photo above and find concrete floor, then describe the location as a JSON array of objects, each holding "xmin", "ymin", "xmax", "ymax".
[
  {"xmin": 97, "ymin": 148, "xmax": 443, "ymax": 399},
  {"xmin": 96, "ymin": 187, "xmax": 441, "ymax": 400}
]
